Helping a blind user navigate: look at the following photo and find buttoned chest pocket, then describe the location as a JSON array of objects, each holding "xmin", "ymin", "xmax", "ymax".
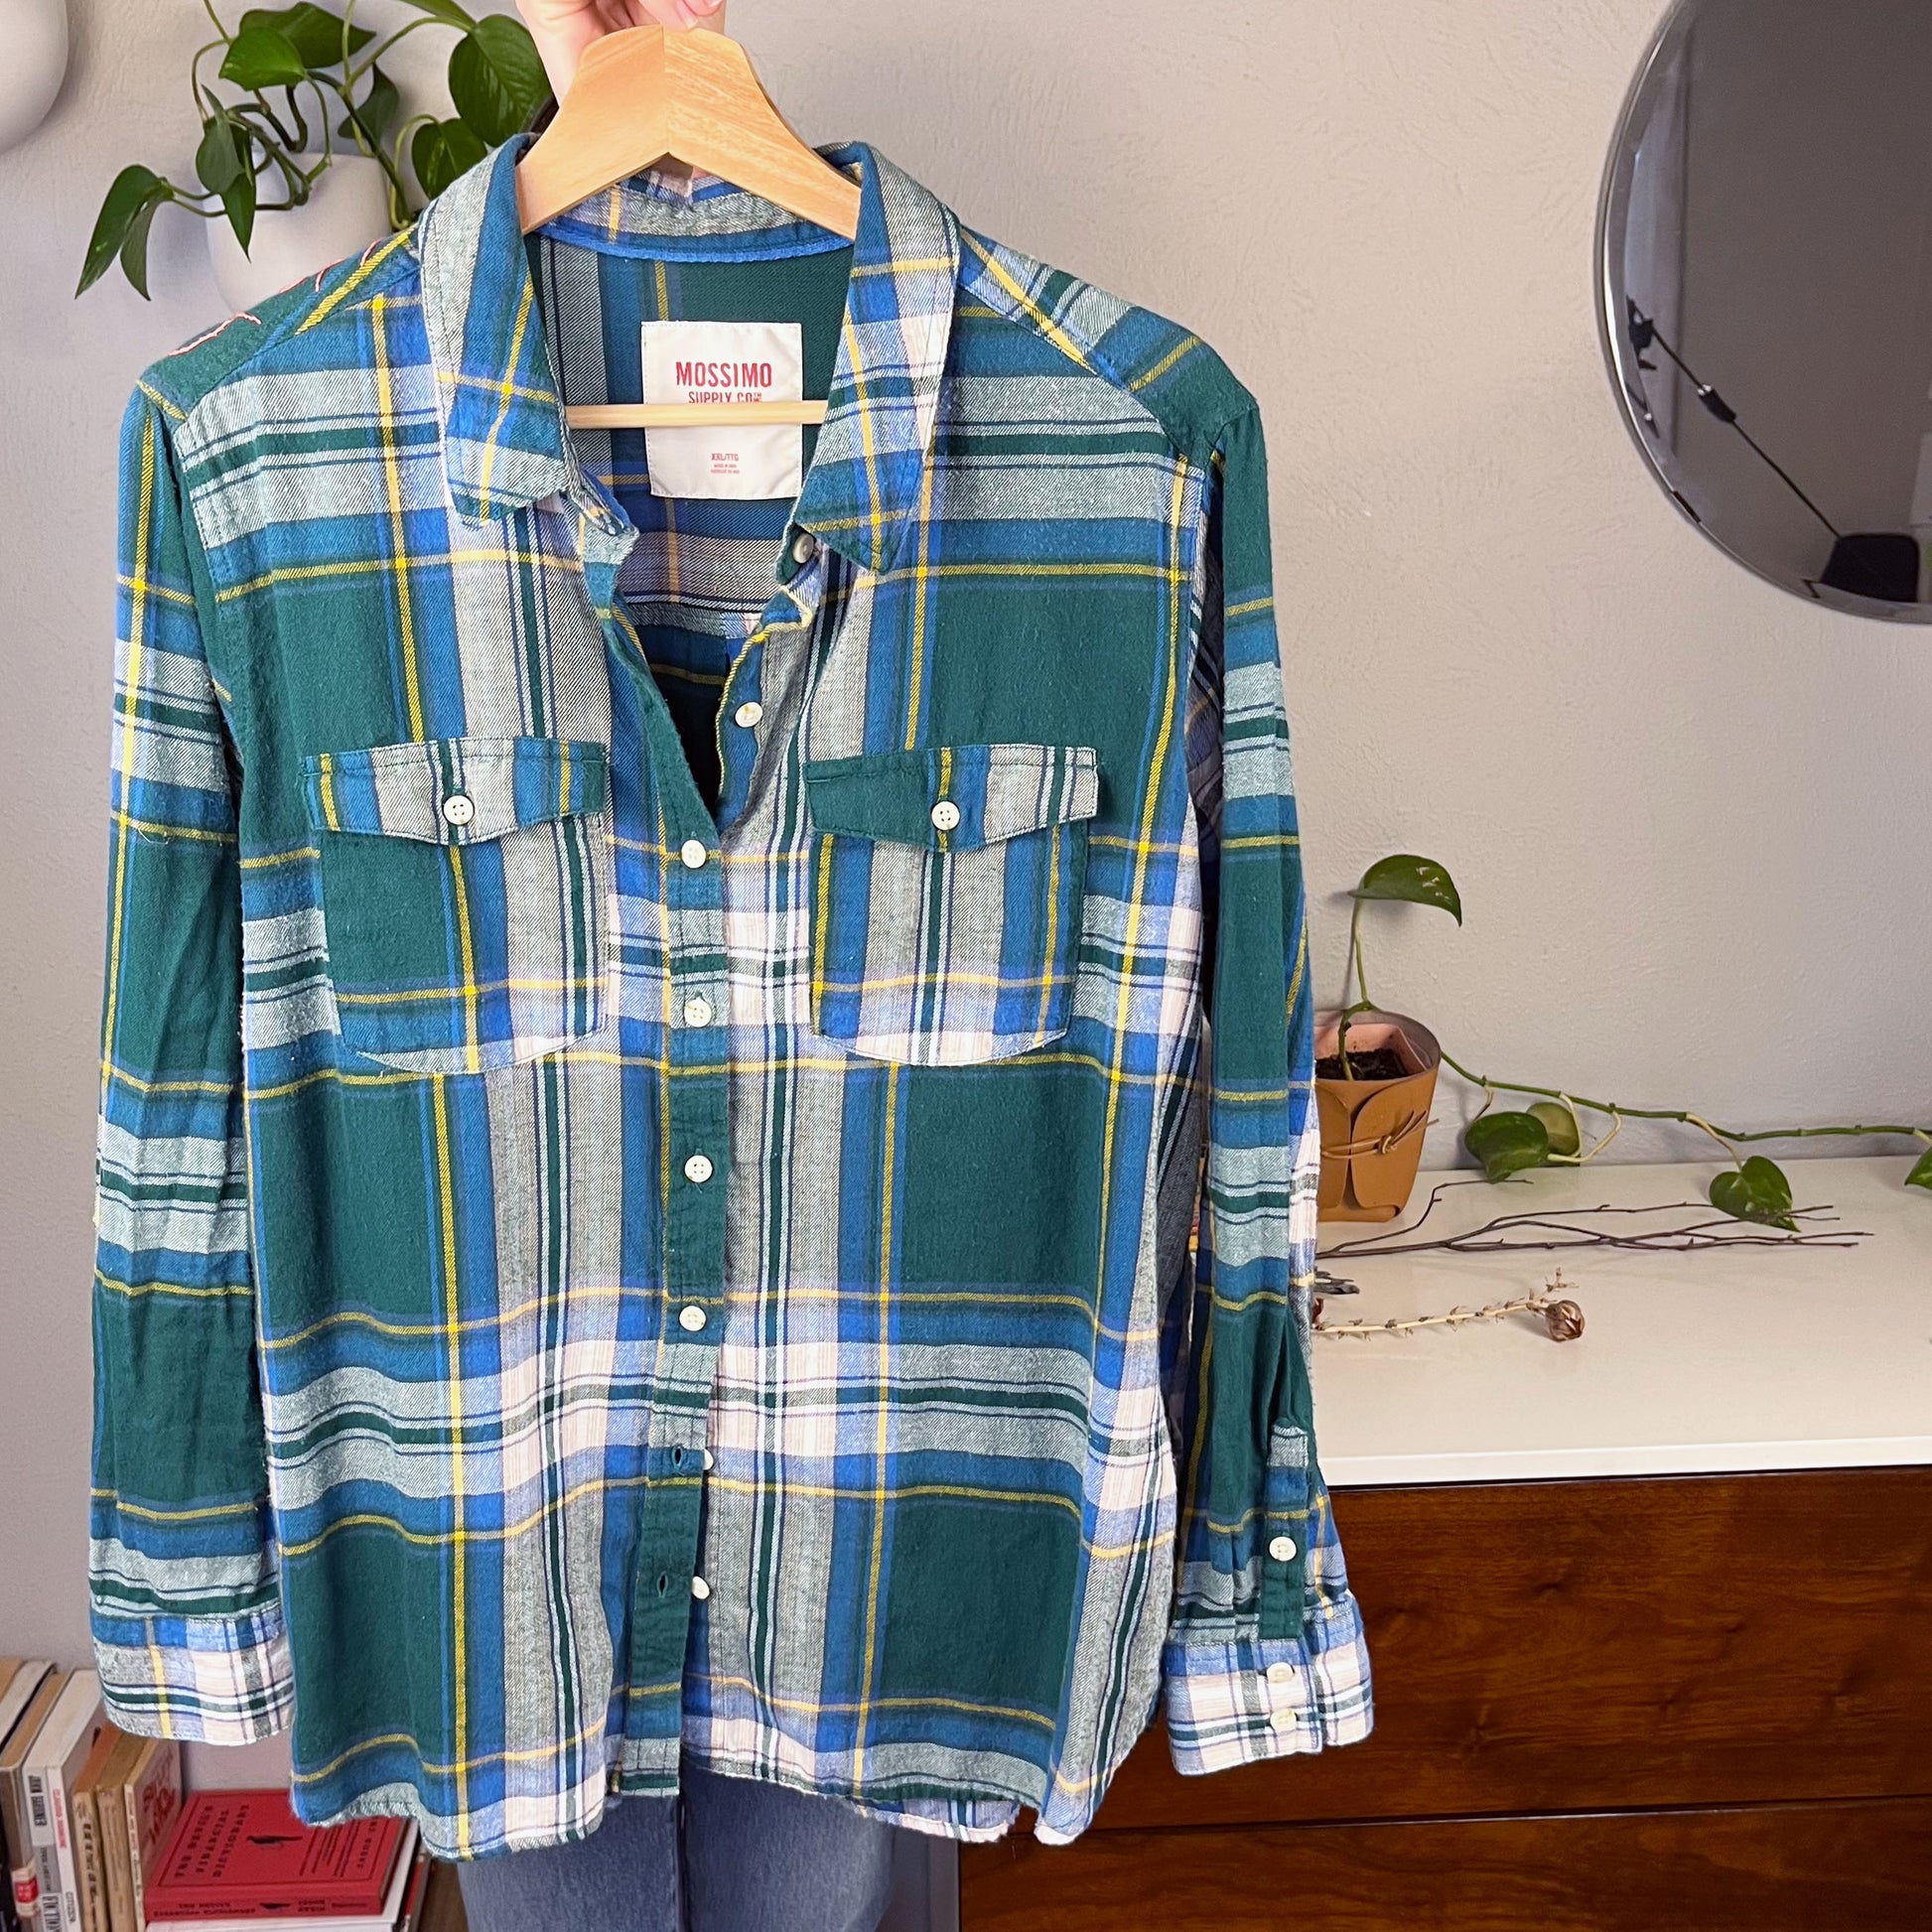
[
  {"xmin": 302, "ymin": 736, "xmax": 610, "ymax": 1074},
  {"xmin": 803, "ymin": 743, "xmax": 1100, "ymax": 1067}
]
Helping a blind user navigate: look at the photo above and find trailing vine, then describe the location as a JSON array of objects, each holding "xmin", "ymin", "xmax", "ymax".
[
  {"xmin": 77, "ymin": 1, "xmax": 551, "ymax": 298},
  {"xmin": 1333, "ymin": 854, "xmax": 1932, "ymax": 1229}
]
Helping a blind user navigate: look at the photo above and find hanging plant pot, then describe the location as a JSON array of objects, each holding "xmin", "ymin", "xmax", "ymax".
[
  {"xmin": 0, "ymin": 0, "xmax": 67, "ymax": 152},
  {"xmin": 206, "ymin": 154, "xmax": 391, "ymax": 314},
  {"xmin": 1314, "ymin": 1009, "xmax": 1442, "ymax": 1222}
]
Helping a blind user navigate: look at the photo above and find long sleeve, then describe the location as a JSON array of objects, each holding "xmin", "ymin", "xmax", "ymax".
[
  {"xmin": 1161, "ymin": 403, "xmax": 1373, "ymax": 1772},
  {"xmin": 89, "ymin": 385, "xmax": 291, "ymax": 1742}
]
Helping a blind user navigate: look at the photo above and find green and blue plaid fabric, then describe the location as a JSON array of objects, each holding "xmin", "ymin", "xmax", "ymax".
[{"xmin": 90, "ymin": 137, "xmax": 1370, "ymax": 1858}]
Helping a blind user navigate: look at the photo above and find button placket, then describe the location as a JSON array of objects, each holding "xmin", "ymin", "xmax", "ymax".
[
  {"xmin": 713, "ymin": 533, "xmax": 825, "ymax": 828},
  {"xmin": 623, "ymin": 833, "xmax": 731, "ymax": 1769},
  {"xmin": 713, "ymin": 577, "xmax": 814, "ymax": 831},
  {"xmin": 606, "ymin": 646, "xmax": 734, "ymax": 1788},
  {"xmin": 603, "ymin": 538, "xmax": 840, "ymax": 1790},
  {"xmin": 573, "ymin": 494, "xmax": 746, "ymax": 1790}
]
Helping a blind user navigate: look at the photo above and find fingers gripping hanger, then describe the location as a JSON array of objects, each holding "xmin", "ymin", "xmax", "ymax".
[{"xmin": 516, "ymin": 9, "xmax": 860, "ymax": 431}]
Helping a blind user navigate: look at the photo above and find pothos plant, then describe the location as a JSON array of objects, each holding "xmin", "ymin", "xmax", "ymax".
[
  {"xmin": 77, "ymin": 2, "xmax": 552, "ymax": 299},
  {"xmin": 1337, "ymin": 853, "xmax": 1932, "ymax": 1230}
]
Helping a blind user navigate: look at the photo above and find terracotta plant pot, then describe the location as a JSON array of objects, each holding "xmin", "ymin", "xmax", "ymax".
[{"xmin": 1314, "ymin": 1009, "xmax": 1442, "ymax": 1222}]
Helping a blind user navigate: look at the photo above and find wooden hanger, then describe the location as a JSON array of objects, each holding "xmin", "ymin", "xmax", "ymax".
[{"xmin": 518, "ymin": 14, "xmax": 860, "ymax": 432}]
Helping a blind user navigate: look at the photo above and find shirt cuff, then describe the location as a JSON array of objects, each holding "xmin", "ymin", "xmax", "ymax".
[
  {"xmin": 92, "ymin": 1601, "xmax": 294, "ymax": 1744},
  {"xmin": 1162, "ymin": 1596, "xmax": 1374, "ymax": 1775}
]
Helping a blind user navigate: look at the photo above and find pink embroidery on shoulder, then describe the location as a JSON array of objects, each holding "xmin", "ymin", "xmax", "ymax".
[{"xmin": 165, "ymin": 311, "xmax": 264, "ymax": 357}]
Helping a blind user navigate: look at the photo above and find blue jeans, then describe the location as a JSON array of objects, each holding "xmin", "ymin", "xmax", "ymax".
[{"xmin": 455, "ymin": 1762, "xmax": 897, "ymax": 1932}]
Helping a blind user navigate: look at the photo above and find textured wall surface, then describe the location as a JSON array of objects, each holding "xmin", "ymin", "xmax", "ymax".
[{"xmin": 2, "ymin": 0, "xmax": 1925, "ymax": 1754}]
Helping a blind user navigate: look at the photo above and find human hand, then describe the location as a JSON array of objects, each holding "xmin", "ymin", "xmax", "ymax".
[{"xmin": 517, "ymin": 0, "xmax": 728, "ymax": 99}]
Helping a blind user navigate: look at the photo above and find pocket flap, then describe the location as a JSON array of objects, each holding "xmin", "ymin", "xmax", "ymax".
[
  {"xmin": 804, "ymin": 743, "xmax": 1099, "ymax": 852},
  {"xmin": 303, "ymin": 737, "xmax": 609, "ymax": 845}
]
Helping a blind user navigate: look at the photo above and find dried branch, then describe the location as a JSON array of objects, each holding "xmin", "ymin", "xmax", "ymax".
[{"xmin": 1321, "ymin": 1177, "xmax": 1870, "ymax": 1261}]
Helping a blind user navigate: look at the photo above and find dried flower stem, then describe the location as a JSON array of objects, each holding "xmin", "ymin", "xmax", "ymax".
[{"xmin": 1314, "ymin": 1272, "xmax": 1586, "ymax": 1342}]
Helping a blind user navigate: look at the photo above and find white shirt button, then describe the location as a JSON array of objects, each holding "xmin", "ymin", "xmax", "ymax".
[
  {"xmin": 1268, "ymin": 1535, "xmax": 1298, "ymax": 1564},
  {"xmin": 702, "ymin": 1449, "xmax": 715, "ymax": 1470},
  {"xmin": 790, "ymin": 530, "xmax": 817, "ymax": 566},
  {"xmin": 733, "ymin": 701, "xmax": 763, "ymax": 730},
  {"xmin": 678, "ymin": 1304, "xmax": 707, "ymax": 1333},
  {"xmin": 441, "ymin": 792, "xmax": 476, "ymax": 828},
  {"xmin": 689, "ymin": 1576, "xmax": 712, "ymax": 1601},
  {"xmin": 929, "ymin": 799, "xmax": 961, "ymax": 833},
  {"xmin": 1267, "ymin": 1708, "xmax": 1295, "ymax": 1734},
  {"xmin": 683, "ymin": 1153, "xmax": 714, "ymax": 1185},
  {"xmin": 1266, "ymin": 1662, "xmax": 1295, "ymax": 1688},
  {"xmin": 681, "ymin": 996, "xmax": 713, "ymax": 1030},
  {"xmin": 679, "ymin": 838, "xmax": 709, "ymax": 871}
]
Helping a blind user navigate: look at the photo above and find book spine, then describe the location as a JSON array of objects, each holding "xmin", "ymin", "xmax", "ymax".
[
  {"xmin": 7, "ymin": 1843, "xmax": 38, "ymax": 1931},
  {"xmin": 22, "ymin": 1764, "xmax": 63, "ymax": 1932},
  {"xmin": 117, "ymin": 1788, "xmax": 139, "ymax": 1932},
  {"xmin": 46, "ymin": 1777, "xmax": 79, "ymax": 1932},
  {"xmin": 122, "ymin": 1747, "xmax": 180, "ymax": 1932},
  {"xmin": 118, "ymin": 1781, "xmax": 139, "ymax": 1932},
  {"xmin": 396, "ymin": 1853, "xmax": 430, "ymax": 1932},
  {"xmin": 96, "ymin": 1790, "xmax": 130, "ymax": 1932},
  {"xmin": 71, "ymin": 1790, "xmax": 101, "ymax": 1932}
]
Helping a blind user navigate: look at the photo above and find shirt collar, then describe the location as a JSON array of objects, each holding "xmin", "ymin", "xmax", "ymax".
[{"xmin": 418, "ymin": 138, "xmax": 959, "ymax": 576}]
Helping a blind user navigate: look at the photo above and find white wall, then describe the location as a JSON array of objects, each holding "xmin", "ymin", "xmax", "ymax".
[{"xmin": 4, "ymin": 0, "xmax": 1928, "ymax": 1730}]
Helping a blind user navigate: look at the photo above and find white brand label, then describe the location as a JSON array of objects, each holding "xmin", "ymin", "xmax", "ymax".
[{"xmin": 641, "ymin": 320, "xmax": 804, "ymax": 500}]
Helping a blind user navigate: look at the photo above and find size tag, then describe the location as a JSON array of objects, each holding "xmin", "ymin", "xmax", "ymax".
[{"xmin": 641, "ymin": 321, "xmax": 804, "ymax": 500}]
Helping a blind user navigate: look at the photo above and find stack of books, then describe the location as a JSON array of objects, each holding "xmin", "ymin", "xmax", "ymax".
[
  {"xmin": 1, "ymin": 1662, "xmax": 179, "ymax": 1932},
  {"xmin": 143, "ymin": 1793, "xmax": 428, "ymax": 1932},
  {"xmin": 1, "ymin": 1669, "xmax": 449, "ymax": 1932}
]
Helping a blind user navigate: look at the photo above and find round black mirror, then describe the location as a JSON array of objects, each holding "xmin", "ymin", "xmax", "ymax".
[{"xmin": 1599, "ymin": 0, "xmax": 1932, "ymax": 618}]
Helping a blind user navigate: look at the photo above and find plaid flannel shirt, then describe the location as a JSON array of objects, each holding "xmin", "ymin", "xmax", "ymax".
[{"xmin": 90, "ymin": 137, "xmax": 1370, "ymax": 1858}]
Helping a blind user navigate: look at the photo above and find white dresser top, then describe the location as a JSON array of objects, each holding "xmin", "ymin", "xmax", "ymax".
[{"xmin": 1311, "ymin": 1157, "xmax": 1932, "ymax": 1487}]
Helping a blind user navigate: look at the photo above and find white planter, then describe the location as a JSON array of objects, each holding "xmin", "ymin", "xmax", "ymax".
[
  {"xmin": 0, "ymin": 0, "xmax": 69, "ymax": 151},
  {"xmin": 207, "ymin": 153, "xmax": 392, "ymax": 314}
]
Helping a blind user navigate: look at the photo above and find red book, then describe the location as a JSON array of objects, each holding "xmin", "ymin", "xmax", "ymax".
[{"xmin": 143, "ymin": 1794, "xmax": 405, "ymax": 1922}]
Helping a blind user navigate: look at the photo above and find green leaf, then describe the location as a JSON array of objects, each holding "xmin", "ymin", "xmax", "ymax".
[
  {"xmin": 117, "ymin": 191, "xmax": 169, "ymax": 301},
  {"xmin": 219, "ymin": 24, "xmax": 310, "ymax": 90},
  {"xmin": 337, "ymin": 66, "xmax": 400, "ymax": 146},
  {"xmin": 1351, "ymin": 853, "xmax": 1463, "ymax": 925},
  {"xmin": 412, "ymin": 116, "xmax": 487, "ymax": 200},
  {"xmin": 195, "ymin": 112, "xmax": 245, "ymax": 196},
  {"xmin": 77, "ymin": 165, "xmax": 168, "ymax": 296},
  {"xmin": 401, "ymin": 0, "xmax": 477, "ymax": 25},
  {"xmin": 448, "ymin": 15, "xmax": 551, "ymax": 147},
  {"xmin": 238, "ymin": 5, "xmax": 372, "ymax": 69},
  {"xmin": 1464, "ymin": 1111, "xmax": 1551, "ymax": 1182},
  {"xmin": 1528, "ymin": 1099, "xmax": 1582, "ymax": 1159},
  {"xmin": 1710, "ymin": 1156, "xmax": 1797, "ymax": 1232},
  {"xmin": 1907, "ymin": 1148, "xmax": 1932, "ymax": 1192},
  {"xmin": 220, "ymin": 150, "xmax": 259, "ymax": 254}
]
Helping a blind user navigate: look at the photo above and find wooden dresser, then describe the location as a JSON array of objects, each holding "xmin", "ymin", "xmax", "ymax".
[{"xmin": 960, "ymin": 1159, "xmax": 1932, "ymax": 1930}]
